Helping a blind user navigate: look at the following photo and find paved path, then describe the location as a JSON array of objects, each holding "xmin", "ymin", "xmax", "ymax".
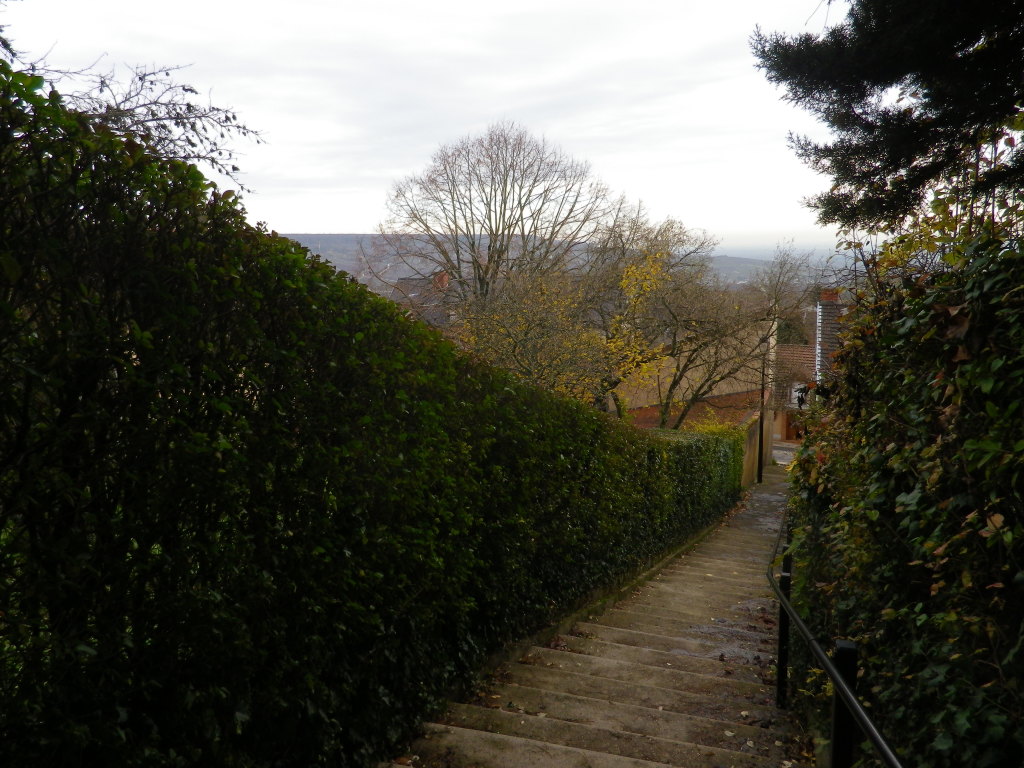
[{"xmin": 394, "ymin": 465, "xmax": 805, "ymax": 768}]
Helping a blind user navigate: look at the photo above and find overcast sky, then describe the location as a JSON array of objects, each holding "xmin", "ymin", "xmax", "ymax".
[{"xmin": 3, "ymin": 0, "xmax": 846, "ymax": 256}]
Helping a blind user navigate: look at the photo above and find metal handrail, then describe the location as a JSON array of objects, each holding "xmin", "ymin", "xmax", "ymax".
[{"xmin": 767, "ymin": 525, "xmax": 905, "ymax": 768}]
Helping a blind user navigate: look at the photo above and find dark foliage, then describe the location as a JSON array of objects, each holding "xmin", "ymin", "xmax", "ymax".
[
  {"xmin": 787, "ymin": 236, "xmax": 1024, "ymax": 766},
  {"xmin": 0, "ymin": 61, "xmax": 744, "ymax": 767},
  {"xmin": 752, "ymin": 0, "xmax": 1024, "ymax": 230}
]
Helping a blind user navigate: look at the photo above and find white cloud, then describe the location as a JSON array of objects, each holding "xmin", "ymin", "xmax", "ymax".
[{"xmin": 3, "ymin": 0, "xmax": 842, "ymax": 253}]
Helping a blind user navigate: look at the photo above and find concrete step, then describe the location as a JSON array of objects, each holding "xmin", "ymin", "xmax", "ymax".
[
  {"xmin": 406, "ymin": 722, "xmax": 680, "ymax": 768},
  {"xmin": 584, "ymin": 613, "xmax": 718, "ymax": 652},
  {"xmin": 649, "ymin": 561, "xmax": 771, "ymax": 579},
  {"xmin": 610, "ymin": 593, "xmax": 770, "ymax": 626},
  {"xmin": 439, "ymin": 702, "xmax": 775, "ymax": 768},
  {"xmin": 546, "ymin": 634, "xmax": 762, "ymax": 685},
  {"xmin": 518, "ymin": 646, "xmax": 768, "ymax": 703},
  {"xmin": 586, "ymin": 612, "xmax": 776, "ymax": 657},
  {"xmin": 631, "ymin": 581, "xmax": 775, "ymax": 607},
  {"xmin": 689, "ymin": 530, "xmax": 775, "ymax": 546},
  {"xmin": 478, "ymin": 683, "xmax": 793, "ymax": 759},
  {"xmin": 683, "ymin": 545, "xmax": 771, "ymax": 564},
  {"xmin": 596, "ymin": 609, "xmax": 772, "ymax": 647},
  {"xmin": 499, "ymin": 662, "xmax": 780, "ymax": 727},
  {"xmin": 670, "ymin": 557, "xmax": 768, "ymax": 573},
  {"xmin": 574, "ymin": 621, "xmax": 713, "ymax": 655},
  {"xmin": 619, "ymin": 602, "xmax": 775, "ymax": 629},
  {"xmin": 657, "ymin": 565, "xmax": 767, "ymax": 585},
  {"xmin": 666, "ymin": 557, "xmax": 768, "ymax": 576},
  {"xmin": 643, "ymin": 582, "xmax": 770, "ymax": 603},
  {"xmin": 606, "ymin": 602, "xmax": 776, "ymax": 639},
  {"xmin": 636, "ymin": 583, "xmax": 767, "ymax": 604},
  {"xmin": 616, "ymin": 593, "xmax": 775, "ymax": 622},
  {"xmin": 570, "ymin": 622, "xmax": 774, "ymax": 670},
  {"xmin": 698, "ymin": 528, "xmax": 775, "ymax": 544}
]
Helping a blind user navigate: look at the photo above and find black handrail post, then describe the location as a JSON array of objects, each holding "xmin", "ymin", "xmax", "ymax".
[
  {"xmin": 831, "ymin": 640, "xmax": 859, "ymax": 768},
  {"xmin": 766, "ymin": 534, "xmax": 904, "ymax": 768},
  {"xmin": 776, "ymin": 551, "xmax": 792, "ymax": 708}
]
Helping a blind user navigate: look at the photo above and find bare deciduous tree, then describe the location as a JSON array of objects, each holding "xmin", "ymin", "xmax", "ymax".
[
  {"xmin": 375, "ymin": 122, "xmax": 815, "ymax": 428},
  {"xmin": 377, "ymin": 122, "xmax": 611, "ymax": 306},
  {"xmin": 651, "ymin": 247, "xmax": 814, "ymax": 428}
]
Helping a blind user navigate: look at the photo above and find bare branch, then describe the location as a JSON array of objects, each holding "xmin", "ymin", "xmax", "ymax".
[
  {"xmin": 20, "ymin": 58, "xmax": 261, "ymax": 187},
  {"xmin": 377, "ymin": 121, "xmax": 611, "ymax": 307}
]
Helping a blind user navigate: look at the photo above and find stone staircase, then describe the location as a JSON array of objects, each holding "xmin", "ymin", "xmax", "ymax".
[{"xmin": 392, "ymin": 465, "xmax": 805, "ymax": 768}]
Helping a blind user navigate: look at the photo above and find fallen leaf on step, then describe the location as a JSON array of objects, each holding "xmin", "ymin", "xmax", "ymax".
[{"xmin": 724, "ymin": 730, "xmax": 735, "ymax": 737}]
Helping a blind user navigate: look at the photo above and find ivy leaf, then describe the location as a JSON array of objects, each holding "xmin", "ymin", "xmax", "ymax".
[{"xmin": 933, "ymin": 732, "xmax": 954, "ymax": 751}]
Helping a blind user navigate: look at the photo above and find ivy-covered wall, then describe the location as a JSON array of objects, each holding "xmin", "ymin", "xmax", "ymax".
[
  {"xmin": 788, "ymin": 236, "xmax": 1024, "ymax": 767},
  {"xmin": 0, "ymin": 62, "xmax": 744, "ymax": 767}
]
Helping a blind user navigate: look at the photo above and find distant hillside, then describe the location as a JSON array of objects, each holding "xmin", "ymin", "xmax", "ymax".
[
  {"xmin": 284, "ymin": 234, "xmax": 376, "ymax": 279},
  {"xmin": 709, "ymin": 254, "xmax": 773, "ymax": 283},
  {"xmin": 283, "ymin": 234, "xmax": 778, "ymax": 286}
]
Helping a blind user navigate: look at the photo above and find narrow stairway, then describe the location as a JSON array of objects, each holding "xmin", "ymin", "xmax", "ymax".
[{"xmin": 395, "ymin": 464, "xmax": 804, "ymax": 768}]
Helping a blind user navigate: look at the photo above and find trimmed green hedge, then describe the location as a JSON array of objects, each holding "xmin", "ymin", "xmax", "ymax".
[
  {"xmin": 788, "ymin": 236, "xmax": 1024, "ymax": 766},
  {"xmin": 0, "ymin": 61, "xmax": 744, "ymax": 767}
]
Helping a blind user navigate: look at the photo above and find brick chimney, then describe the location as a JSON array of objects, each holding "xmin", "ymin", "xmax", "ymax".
[{"xmin": 816, "ymin": 289, "xmax": 843, "ymax": 379}]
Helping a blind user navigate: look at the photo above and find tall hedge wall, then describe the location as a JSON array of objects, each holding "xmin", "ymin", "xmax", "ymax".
[
  {"xmin": 788, "ymin": 237, "xmax": 1024, "ymax": 767},
  {"xmin": 0, "ymin": 63, "xmax": 744, "ymax": 767}
]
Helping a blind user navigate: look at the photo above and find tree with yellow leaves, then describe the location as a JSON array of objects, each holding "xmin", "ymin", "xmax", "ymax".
[
  {"xmin": 449, "ymin": 271, "xmax": 614, "ymax": 401},
  {"xmin": 582, "ymin": 206, "xmax": 717, "ymax": 414},
  {"xmin": 448, "ymin": 204, "xmax": 719, "ymax": 410}
]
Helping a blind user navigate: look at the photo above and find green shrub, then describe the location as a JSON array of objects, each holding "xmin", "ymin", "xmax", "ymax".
[
  {"xmin": 788, "ymin": 236, "xmax": 1024, "ymax": 767},
  {"xmin": 0, "ymin": 61, "xmax": 743, "ymax": 767}
]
